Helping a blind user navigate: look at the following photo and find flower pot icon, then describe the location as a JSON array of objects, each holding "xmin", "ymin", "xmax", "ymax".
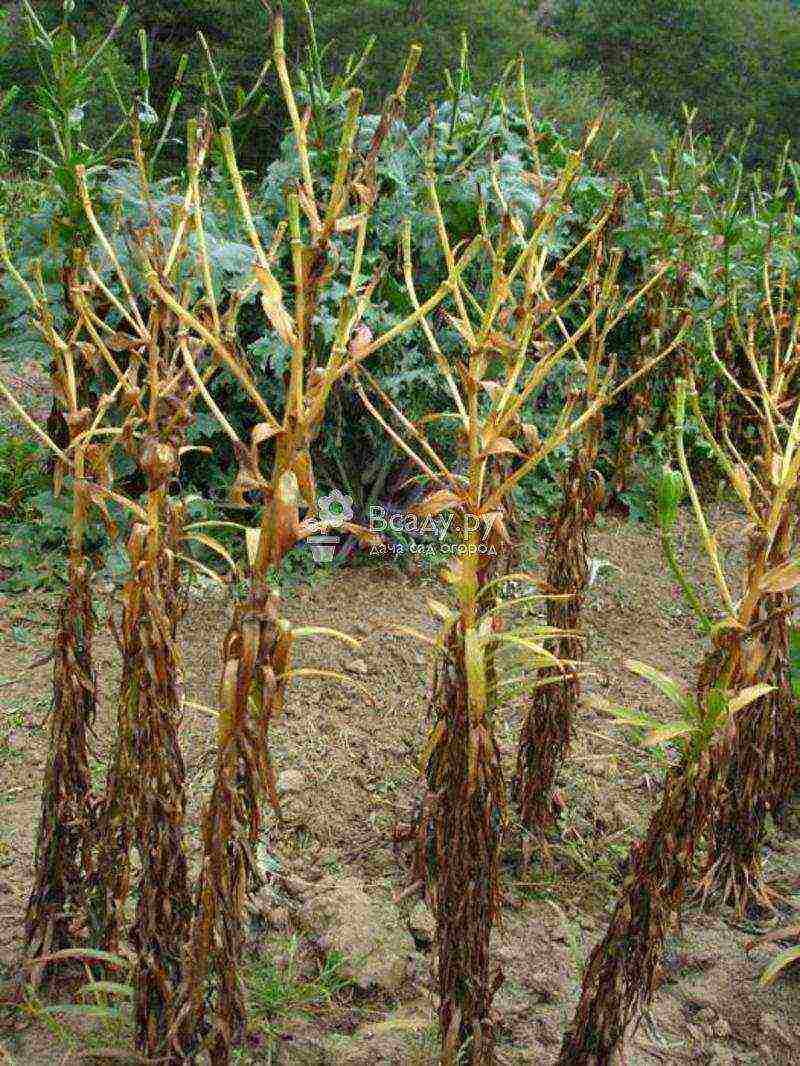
[{"xmin": 308, "ymin": 534, "xmax": 339, "ymax": 563}]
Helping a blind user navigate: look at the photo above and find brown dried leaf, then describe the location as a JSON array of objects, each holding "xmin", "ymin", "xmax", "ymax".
[
  {"xmin": 413, "ymin": 489, "xmax": 462, "ymax": 517},
  {"xmin": 253, "ymin": 265, "xmax": 297, "ymax": 346},
  {"xmin": 478, "ymin": 436, "xmax": 521, "ymax": 459}
]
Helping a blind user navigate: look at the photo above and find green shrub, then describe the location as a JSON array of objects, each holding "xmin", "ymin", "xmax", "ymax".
[
  {"xmin": 0, "ymin": 430, "xmax": 48, "ymax": 522},
  {"xmin": 0, "ymin": 3, "xmax": 136, "ymax": 165},
  {"xmin": 557, "ymin": 0, "xmax": 800, "ymax": 169},
  {"xmin": 527, "ymin": 66, "xmax": 672, "ymax": 182}
]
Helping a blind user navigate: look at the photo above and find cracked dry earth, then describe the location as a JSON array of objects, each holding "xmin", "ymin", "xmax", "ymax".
[{"xmin": 0, "ymin": 512, "xmax": 799, "ymax": 1064}]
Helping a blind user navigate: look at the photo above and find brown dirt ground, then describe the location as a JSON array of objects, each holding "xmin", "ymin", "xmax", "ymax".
[{"xmin": 0, "ymin": 512, "xmax": 799, "ymax": 1064}]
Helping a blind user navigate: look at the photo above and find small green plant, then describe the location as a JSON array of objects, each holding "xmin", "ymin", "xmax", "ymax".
[
  {"xmin": 0, "ymin": 433, "xmax": 48, "ymax": 521},
  {"xmin": 19, "ymin": 950, "xmax": 134, "ymax": 1055},
  {"xmin": 751, "ymin": 916, "xmax": 800, "ymax": 986},
  {"xmin": 248, "ymin": 936, "xmax": 354, "ymax": 1022}
]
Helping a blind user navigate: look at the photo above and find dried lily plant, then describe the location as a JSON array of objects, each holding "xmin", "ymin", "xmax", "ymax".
[
  {"xmin": 557, "ymin": 649, "xmax": 772, "ymax": 1065},
  {"xmin": 0, "ymin": 233, "xmax": 122, "ymax": 980},
  {"xmin": 558, "ymin": 264, "xmax": 800, "ymax": 1056},
  {"xmin": 511, "ymin": 186, "xmax": 646, "ymax": 848},
  {"xmin": 61, "ymin": 115, "xmax": 241, "ymax": 1056},
  {"xmin": 685, "ymin": 231, "xmax": 800, "ymax": 910},
  {"xmin": 354, "ymin": 131, "xmax": 686, "ymax": 1065},
  {"xmin": 132, "ymin": 13, "xmax": 475, "ymax": 1061}
]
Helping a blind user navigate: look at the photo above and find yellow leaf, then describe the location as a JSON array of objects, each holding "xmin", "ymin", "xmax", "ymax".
[
  {"xmin": 728, "ymin": 683, "xmax": 774, "ymax": 714},
  {"xmin": 177, "ymin": 555, "xmax": 227, "ymax": 586},
  {"xmin": 182, "ymin": 532, "xmax": 238, "ymax": 574},
  {"xmin": 335, "ymin": 213, "xmax": 366, "ymax": 232},
  {"xmin": 759, "ymin": 945, "xmax": 800, "ymax": 987},
  {"xmin": 245, "ymin": 528, "xmax": 261, "ymax": 567},
  {"xmin": 419, "ymin": 720, "xmax": 446, "ymax": 772},
  {"xmin": 759, "ymin": 560, "xmax": 800, "ymax": 593},
  {"xmin": 413, "ymin": 489, "xmax": 462, "ymax": 517},
  {"xmin": 488, "ymin": 632, "xmax": 561, "ymax": 667},
  {"xmin": 253, "ymin": 265, "xmax": 297, "ymax": 346},
  {"xmin": 623, "ymin": 659, "xmax": 688, "ymax": 710},
  {"xmin": 427, "ymin": 598, "xmax": 456, "ymax": 624},
  {"xmin": 290, "ymin": 626, "xmax": 361, "ymax": 650},
  {"xmin": 277, "ymin": 667, "xmax": 376, "ymax": 705},
  {"xmin": 383, "ymin": 624, "xmax": 440, "ymax": 649},
  {"xmin": 478, "ymin": 436, "xmax": 522, "ymax": 459},
  {"xmin": 252, "ymin": 421, "xmax": 279, "ymax": 448},
  {"xmin": 730, "ymin": 462, "xmax": 751, "ymax": 503}
]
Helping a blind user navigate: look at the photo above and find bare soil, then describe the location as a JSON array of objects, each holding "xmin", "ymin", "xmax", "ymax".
[{"xmin": 0, "ymin": 512, "xmax": 799, "ymax": 1064}]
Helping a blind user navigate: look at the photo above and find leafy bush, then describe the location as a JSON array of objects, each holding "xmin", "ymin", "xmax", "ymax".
[
  {"xmin": 0, "ymin": 3, "xmax": 136, "ymax": 165},
  {"xmin": 0, "ymin": 429, "xmax": 48, "ymax": 521}
]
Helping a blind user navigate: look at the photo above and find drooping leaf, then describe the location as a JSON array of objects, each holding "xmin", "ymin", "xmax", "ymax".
[{"xmin": 624, "ymin": 659, "xmax": 690, "ymax": 711}]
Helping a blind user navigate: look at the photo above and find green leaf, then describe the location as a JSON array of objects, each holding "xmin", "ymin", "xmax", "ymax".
[
  {"xmin": 40, "ymin": 1003, "xmax": 125, "ymax": 1019},
  {"xmin": 624, "ymin": 659, "xmax": 690, "ymax": 711},
  {"xmin": 728, "ymin": 683, "xmax": 774, "ymax": 714},
  {"xmin": 704, "ymin": 687, "xmax": 729, "ymax": 727},
  {"xmin": 78, "ymin": 979, "xmax": 134, "ymax": 999},
  {"xmin": 486, "ymin": 632, "xmax": 561, "ymax": 667},
  {"xmin": 584, "ymin": 692, "xmax": 661, "ymax": 729}
]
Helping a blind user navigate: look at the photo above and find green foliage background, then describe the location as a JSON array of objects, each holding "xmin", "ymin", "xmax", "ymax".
[
  {"xmin": 3, "ymin": 1, "xmax": 799, "ymax": 176},
  {"xmin": 557, "ymin": 0, "xmax": 800, "ymax": 169},
  {"xmin": 0, "ymin": 0, "xmax": 674, "ymax": 179}
]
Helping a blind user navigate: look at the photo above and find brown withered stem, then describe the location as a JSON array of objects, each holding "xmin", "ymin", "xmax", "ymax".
[
  {"xmin": 162, "ymin": 22, "xmax": 440, "ymax": 1061},
  {"xmin": 358, "ymin": 125, "xmax": 684, "ymax": 1063},
  {"xmin": 25, "ymin": 402, "xmax": 97, "ymax": 972},
  {"xmin": 168, "ymin": 587, "xmax": 287, "ymax": 1063},
  {"xmin": 125, "ymin": 498, "xmax": 192, "ymax": 1057},
  {"xmin": 73, "ymin": 115, "xmax": 228, "ymax": 1054},
  {"xmin": 702, "ymin": 513, "xmax": 797, "ymax": 909},
  {"xmin": 24, "ymin": 556, "xmax": 97, "ymax": 971},
  {"xmin": 689, "ymin": 218, "xmax": 800, "ymax": 912},
  {"xmin": 425, "ymin": 606, "xmax": 506, "ymax": 1065},
  {"xmin": 557, "ymin": 338, "xmax": 797, "ymax": 1061},
  {"xmin": 513, "ymin": 211, "xmax": 622, "ymax": 845},
  {"xmin": 557, "ymin": 651, "xmax": 729, "ymax": 1066},
  {"xmin": 0, "ymin": 233, "xmax": 122, "ymax": 981},
  {"xmin": 512, "ymin": 446, "xmax": 591, "ymax": 841}
]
